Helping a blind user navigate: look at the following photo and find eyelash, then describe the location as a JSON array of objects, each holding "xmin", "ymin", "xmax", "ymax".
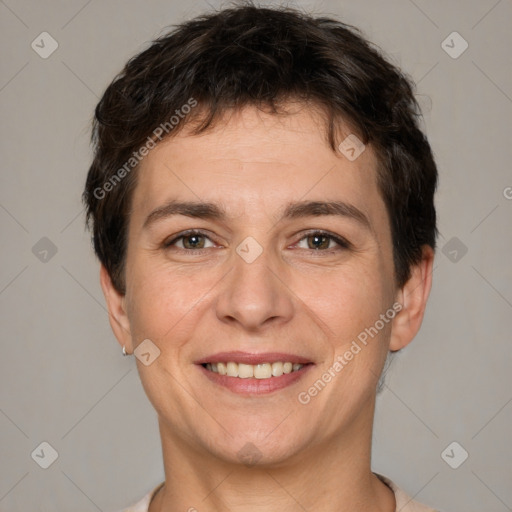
[{"xmin": 163, "ymin": 229, "xmax": 352, "ymax": 254}]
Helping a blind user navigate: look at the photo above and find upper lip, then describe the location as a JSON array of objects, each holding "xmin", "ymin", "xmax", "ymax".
[{"xmin": 195, "ymin": 351, "xmax": 312, "ymax": 365}]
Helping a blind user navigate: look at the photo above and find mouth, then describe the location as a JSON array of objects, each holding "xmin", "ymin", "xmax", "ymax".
[
  {"xmin": 202, "ymin": 361, "xmax": 306, "ymax": 378},
  {"xmin": 195, "ymin": 352, "xmax": 314, "ymax": 395}
]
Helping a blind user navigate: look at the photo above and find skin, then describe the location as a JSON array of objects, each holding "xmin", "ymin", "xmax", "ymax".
[{"xmin": 100, "ymin": 104, "xmax": 434, "ymax": 512}]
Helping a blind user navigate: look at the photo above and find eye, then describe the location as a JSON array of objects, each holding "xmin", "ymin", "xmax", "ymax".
[
  {"xmin": 163, "ymin": 230, "xmax": 215, "ymax": 250},
  {"xmin": 295, "ymin": 231, "xmax": 351, "ymax": 252},
  {"xmin": 162, "ymin": 229, "xmax": 351, "ymax": 253}
]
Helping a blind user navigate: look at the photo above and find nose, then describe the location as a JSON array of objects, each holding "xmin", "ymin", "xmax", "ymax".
[{"xmin": 215, "ymin": 246, "xmax": 295, "ymax": 332}]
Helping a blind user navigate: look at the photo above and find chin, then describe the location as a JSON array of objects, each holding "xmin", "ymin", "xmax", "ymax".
[{"xmin": 195, "ymin": 420, "xmax": 313, "ymax": 468}]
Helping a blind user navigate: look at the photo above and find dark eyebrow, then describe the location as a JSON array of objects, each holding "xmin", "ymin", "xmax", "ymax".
[
  {"xmin": 143, "ymin": 199, "xmax": 371, "ymax": 231},
  {"xmin": 143, "ymin": 200, "xmax": 225, "ymax": 229},
  {"xmin": 281, "ymin": 200, "xmax": 371, "ymax": 230}
]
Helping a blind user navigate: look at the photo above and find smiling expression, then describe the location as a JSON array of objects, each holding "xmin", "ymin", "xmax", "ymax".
[{"xmin": 107, "ymin": 104, "xmax": 403, "ymax": 465}]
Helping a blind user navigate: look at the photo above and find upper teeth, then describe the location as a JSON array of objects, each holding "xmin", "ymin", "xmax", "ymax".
[{"xmin": 205, "ymin": 362, "xmax": 304, "ymax": 379}]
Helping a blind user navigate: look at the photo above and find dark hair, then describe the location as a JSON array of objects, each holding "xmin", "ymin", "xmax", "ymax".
[{"xmin": 83, "ymin": 3, "xmax": 438, "ymax": 294}]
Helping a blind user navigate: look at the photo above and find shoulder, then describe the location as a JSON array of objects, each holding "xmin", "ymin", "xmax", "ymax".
[
  {"xmin": 117, "ymin": 482, "xmax": 164, "ymax": 512},
  {"xmin": 375, "ymin": 473, "xmax": 441, "ymax": 512}
]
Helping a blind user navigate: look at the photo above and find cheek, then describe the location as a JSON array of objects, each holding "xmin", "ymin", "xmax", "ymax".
[
  {"xmin": 307, "ymin": 270, "xmax": 394, "ymax": 402},
  {"xmin": 309, "ymin": 267, "xmax": 394, "ymax": 401},
  {"xmin": 125, "ymin": 257, "xmax": 218, "ymax": 343},
  {"xmin": 305, "ymin": 264, "xmax": 392, "ymax": 346}
]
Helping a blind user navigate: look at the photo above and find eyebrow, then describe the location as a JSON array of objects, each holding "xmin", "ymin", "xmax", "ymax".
[{"xmin": 143, "ymin": 199, "xmax": 372, "ymax": 231}]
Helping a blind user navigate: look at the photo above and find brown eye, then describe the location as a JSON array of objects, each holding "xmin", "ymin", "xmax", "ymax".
[
  {"xmin": 181, "ymin": 233, "xmax": 206, "ymax": 249},
  {"xmin": 296, "ymin": 231, "xmax": 351, "ymax": 251},
  {"xmin": 307, "ymin": 234, "xmax": 331, "ymax": 250},
  {"xmin": 164, "ymin": 231, "xmax": 215, "ymax": 250}
]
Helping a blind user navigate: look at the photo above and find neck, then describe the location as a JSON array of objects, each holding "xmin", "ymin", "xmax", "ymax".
[{"xmin": 149, "ymin": 398, "xmax": 395, "ymax": 512}]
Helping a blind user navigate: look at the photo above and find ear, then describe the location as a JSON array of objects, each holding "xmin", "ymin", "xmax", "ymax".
[
  {"xmin": 389, "ymin": 245, "xmax": 435, "ymax": 352},
  {"xmin": 99, "ymin": 264, "xmax": 133, "ymax": 353}
]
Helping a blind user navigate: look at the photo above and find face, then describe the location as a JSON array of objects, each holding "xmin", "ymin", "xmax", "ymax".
[{"xmin": 106, "ymin": 105, "xmax": 411, "ymax": 466}]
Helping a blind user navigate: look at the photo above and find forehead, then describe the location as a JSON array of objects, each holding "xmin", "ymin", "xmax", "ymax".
[{"xmin": 131, "ymin": 105, "xmax": 387, "ymax": 233}]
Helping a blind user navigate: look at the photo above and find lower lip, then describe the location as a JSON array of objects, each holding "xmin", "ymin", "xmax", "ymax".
[{"xmin": 198, "ymin": 364, "xmax": 314, "ymax": 395}]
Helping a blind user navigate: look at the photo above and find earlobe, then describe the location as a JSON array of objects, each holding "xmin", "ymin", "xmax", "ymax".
[
  {"xmin": 99, "ymin": 264, "xmax": 133, "ymax": 352},
  {"xmin": 389, "ymin": 246, "xmax": 435, "ymax": 352}
]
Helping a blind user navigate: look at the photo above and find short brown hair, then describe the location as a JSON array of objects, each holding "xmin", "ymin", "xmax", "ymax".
[{"xmin": 83, "ymin": 3, "xmax": 438, "ymax": 294}]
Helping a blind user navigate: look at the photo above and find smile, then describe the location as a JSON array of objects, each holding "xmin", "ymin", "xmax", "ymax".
[{"xmin": 202, "ymin": 361, "xmax": 304, "ymax": 379}]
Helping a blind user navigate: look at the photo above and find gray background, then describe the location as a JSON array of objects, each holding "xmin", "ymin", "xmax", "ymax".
[{"xmin": 1, "ymin": 0, "xmax": 511, "ymax": 510}]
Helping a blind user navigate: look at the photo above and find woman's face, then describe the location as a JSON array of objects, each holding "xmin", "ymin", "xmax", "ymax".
[{"xmin": 114, "ymin": 105, "xmax": 400, "ymax": 465}]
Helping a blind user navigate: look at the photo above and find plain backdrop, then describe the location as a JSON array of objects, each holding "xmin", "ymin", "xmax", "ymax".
[{"xmin": 1, "ymin": 0, "xmax": 511, "ymax": 510}]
